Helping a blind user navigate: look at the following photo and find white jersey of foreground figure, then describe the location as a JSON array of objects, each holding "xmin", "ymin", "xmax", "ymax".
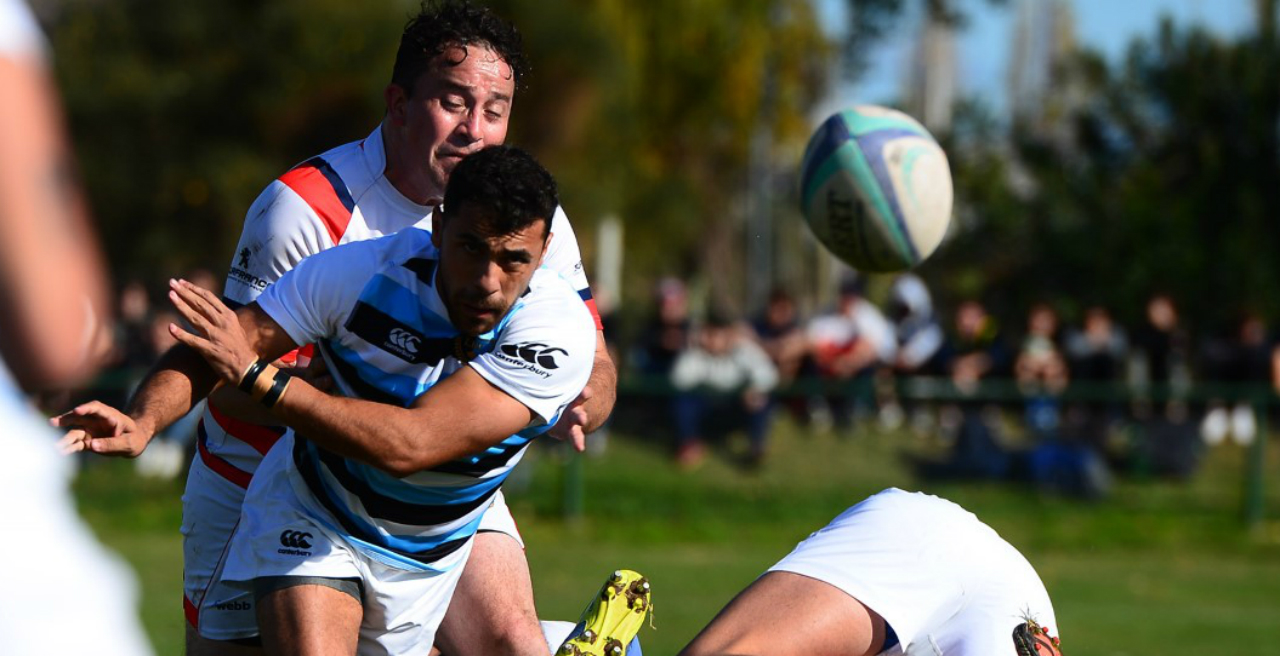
[{"xmin": 681, "ymin": 488, "xmax": 1062, "ymax": 656}]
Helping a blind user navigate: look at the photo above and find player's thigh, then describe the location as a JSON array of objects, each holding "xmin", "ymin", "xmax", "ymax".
[
  {"xmin": 435, "ymin": 530, "xmax": 544, "ymax": 655},
  {"xmin": 256, "ymin": 583, "xmax": 362, "ymax": 656},
  {"xmin": 678, "ymin": 571, "xmax": 885, "ymax": 656}
]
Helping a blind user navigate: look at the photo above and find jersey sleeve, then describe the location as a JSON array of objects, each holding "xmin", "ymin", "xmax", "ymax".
[
  {"xmin": 543, "ymin": 206, "xmax": 603, "ymax": 330},
  {"xmin": 253, "ymin": 238, "xmax": 382, "ymax": 347},
  {"xmin": 223, "ymin": 180, "xmax": 333, "ymax": 307},
  {"xmin": 468, "ymin": 280, "xmax": 596, "ymax": 427}
]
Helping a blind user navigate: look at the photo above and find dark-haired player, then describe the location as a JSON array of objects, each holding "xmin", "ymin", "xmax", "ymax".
[
  {"xmin": 64, "ymin": 3, "xmax": 616, "ymax": 654},
  {"xmin": 58, "ymin": 146, "xmax": 598, "ymax": 656}
]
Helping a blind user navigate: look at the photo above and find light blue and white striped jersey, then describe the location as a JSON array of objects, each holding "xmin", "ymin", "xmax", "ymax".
[{"xmin": 255, "ymin": 226, "xmax": 595, "ymax": 567}]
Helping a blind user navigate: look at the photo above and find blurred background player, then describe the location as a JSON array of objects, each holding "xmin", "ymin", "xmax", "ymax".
[
  {"xmin": 0, "ymin": 0, "xmax": 152, "ymax": 653},
  {"xmin": 678, "ymin": 488, "xmax": 1063, "ymax": 656}
]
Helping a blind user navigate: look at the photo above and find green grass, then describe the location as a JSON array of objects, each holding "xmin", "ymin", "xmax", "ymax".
[{"xmin": 73, "ymin": 417, "xmax": 1280, "ymax": 655}]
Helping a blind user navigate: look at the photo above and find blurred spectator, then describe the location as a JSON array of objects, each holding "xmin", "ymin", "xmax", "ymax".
[
  {"xmin": 882, "ymin": 274, "xmax": 945, "ymax": 432},
  {"xmin": 806, "ymin": 276, "xmax": 895, "ymax": 434},
  {"xmin": 635, "ymin": 277, "xmax": 691, "ymax": 377},
  {"xmin": 886, "ymin": 274, "xmax": 945, "ymax": 376},
  {"xmin": 1131, "ymin": 293, "xmax": 1191, "ymax": 418},
  {"xmin": 1014, "ymin": 302, "xmax": 1068, "ymax": 437},
  {"xmin": 944, "ymin": 299, "xmax": 1011, "ymax": 390},
  {"xmin": 1064, "ymin": 305, "xmax": 1128, "ymax": 385},
  {"xmin": 1201, "ymin": 309, "xmax": 1273, "ymax": 446},
  {"xmin": 115, "ymin": 280, "xmax": 155, "ymax": 374},
  {"xmin": 751, "ymin": 287, "xmax": 808, "ymax": 384},
  {"xmin": 1063, "ymin": 304, "xmax": 1127, "ymax": 429},
  {"xmin": 671, "ymin": 310, "xmax": 778, "ymax": 469}
]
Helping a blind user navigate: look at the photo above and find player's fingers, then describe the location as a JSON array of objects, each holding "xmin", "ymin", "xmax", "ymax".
[
  {"xmin": 575, "ymin": 385, "xmax": 594, "ymax": 404},
  {"xmin": 87, "ymin": 435, "xmax": 140, "ymax": 457},
  {"xmin": 168, "ymin": 290, "xmax": 214, "ymax": 335},
  {"xmin": 179, "ymin": 279, "xmax": 235, "ymax": 323},
  {"xmin": 570, "ymin": 426, "xmax": 586, "ymax": 452},
  {"xmin": 169, "ymin": 322, "xmax": 214, "ymax": 355},
  {"xmin": 170, "ymin": 279, "xmax": 221, "ymax": 325},
  {"xmin": 57, "ymin": 429, "xmax": 88, "ymax": 455}
]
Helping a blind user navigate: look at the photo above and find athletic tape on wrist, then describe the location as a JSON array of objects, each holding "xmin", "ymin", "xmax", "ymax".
[
  {"xmin": 261, "ymin": 369, "xmax": 292, "ymax": 409},
  {"xmin": 237, "ymin": 359, "xmax": 267, "ymax": 393}
]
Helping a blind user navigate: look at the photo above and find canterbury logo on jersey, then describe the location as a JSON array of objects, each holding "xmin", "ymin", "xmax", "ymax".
[
  {"xmin": 387, "ymin": 328, "xmax": 421, "ymax": 355},
  {"xmin": 348, "ymin": 302, "xmax": 435, "ymax": 364},
  {"xmin": 497, "ymin": 342, "xmax": 567, "ymax": 378}
]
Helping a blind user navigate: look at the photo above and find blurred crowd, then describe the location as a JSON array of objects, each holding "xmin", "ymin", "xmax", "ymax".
[
  {"xmin": 621, "ymin": 273, "xmax": 1280, "ymax": 492},
  {"xmin": 85, "ymin": 269, "xmax": 1278, "ymax": 495}
]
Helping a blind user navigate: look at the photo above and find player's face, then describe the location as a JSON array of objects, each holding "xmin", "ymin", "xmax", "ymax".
[
  {"xmin": 431, "ymin": 206, "xmax": 549, "ymax": 336},
  {"xmin": 386, "ymin": 45, "xmax": 515, "ymax": 205}
]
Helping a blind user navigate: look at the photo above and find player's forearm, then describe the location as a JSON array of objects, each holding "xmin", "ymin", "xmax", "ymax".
[
  {"xmin": 270, "ymin": 381, "xmax": 478, "ymax": 478},
  {"xmin": 124, "ymin": 343, "xmax": 222, "ymax": 438},
  {"xmin": 582, "ymin": 332, "xmax": 618, "ymax": 434}
]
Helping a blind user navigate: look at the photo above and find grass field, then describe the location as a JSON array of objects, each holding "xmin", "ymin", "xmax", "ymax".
[{"xmin": 74, "ymin": 415, "xmax": 1280, "ymax": 655}]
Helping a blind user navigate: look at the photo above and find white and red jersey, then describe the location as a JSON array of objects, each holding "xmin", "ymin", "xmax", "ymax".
[{"xmin": 204, "ymin": 124, "xmax": 600, "ymax": 488}]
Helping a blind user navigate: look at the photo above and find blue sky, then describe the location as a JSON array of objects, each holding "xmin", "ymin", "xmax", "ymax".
[{"xmin": 820, "ymin": 0, "xmax": 1255, "ymax": 114}]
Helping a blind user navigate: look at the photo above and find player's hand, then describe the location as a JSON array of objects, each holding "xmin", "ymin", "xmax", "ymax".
[
  {"xmin": 547, "ymin": 385, "xmax": 593, "ymax": 452},
  {"xmin": 167, "ymin": 278, "xmax": 256, "ymax": 385},
  {"xmin": 51, "ymin": 400, "xmax": 151, "ymax": 457}
]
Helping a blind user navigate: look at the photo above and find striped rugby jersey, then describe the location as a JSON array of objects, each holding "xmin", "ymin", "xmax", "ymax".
[
  {"xmin": 202, "ymin": 124, "xmax": 600, "ymax": 487},
  {"xmin": 253, "ymin": 226, "xmax": 595, "ymax": 568}
]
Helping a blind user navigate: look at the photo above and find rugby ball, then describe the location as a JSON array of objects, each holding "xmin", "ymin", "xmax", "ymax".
[{"xmin": 799, "ymin": 105, "xmax": 953, "ymax": 272}]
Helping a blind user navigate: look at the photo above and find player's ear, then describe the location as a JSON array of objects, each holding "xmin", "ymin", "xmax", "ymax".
[
  {"xmin": 539, "ymin": 228, "xmax": 552, "ymax": 267},
  {"xmin": 384, "ymin": 83, "xmax": 408, "ymax": 126},
  {"xmin": 431, "ymin": 208, "xmax": 444, "ymax": 248}
]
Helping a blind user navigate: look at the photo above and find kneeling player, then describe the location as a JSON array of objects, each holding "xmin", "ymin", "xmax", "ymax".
[{"xmin": 679, "ymin": 488, "xmax": 1063, "ymax": 656}]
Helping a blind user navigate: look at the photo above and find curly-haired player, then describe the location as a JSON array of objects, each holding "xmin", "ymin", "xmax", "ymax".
[
  {"xmin": 680, "ymin": 489, "xmax": 1063, "ymax": 656},
  {"xmin": 63, "ymin": 3, "xmax": 617, "ymax": 655}
]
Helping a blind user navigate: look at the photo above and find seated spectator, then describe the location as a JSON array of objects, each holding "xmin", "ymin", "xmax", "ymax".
[
  {"xmin": 751, "ymin": 287, "xmax": 808, "ymax": 384},
  {"xmin": 636, "ymin": 277, "xmax": 691, "ymax": 377},
  {"xmin": 1014, "ymin": 302, "xmax": 1068, "ymax": 437},
  {"xmin": 806, "ymin": 276, "xmax": 895, "ymax": 433},
  {"xmin": 1202, "ymin": 309, "xmax": 1273, "ymax": 446},
  {"xmin": 943, "ymin": 299, "xmax": 1011, "ymax": 391},
  {"xmin": 671, "ymin": 310, "xmax": 779, "ymax": 469},
  {"xmin": 1062, "ymin": 305, "xmax": 1127, "ymax": 452}
]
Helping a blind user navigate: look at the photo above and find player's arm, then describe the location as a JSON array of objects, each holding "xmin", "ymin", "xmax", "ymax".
[
  {"xmin": 541, "ymin": 207, "xmax": 618, "ymax": 446},
  {"xmin": 271, "ymin": 365, "xmax": 536, "ymax": 477},
  {"xmin": 0, "ymin": 46, "xmax": 111, "ymax": 390},
  {"xmin": 53, "ymin": 283, "xmax": 298, "ymax": 456}
]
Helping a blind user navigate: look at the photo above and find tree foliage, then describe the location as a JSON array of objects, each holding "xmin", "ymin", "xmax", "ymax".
[{"xmin": 935, "ymin": 15, "xmax": 1280, "ymax": 330}]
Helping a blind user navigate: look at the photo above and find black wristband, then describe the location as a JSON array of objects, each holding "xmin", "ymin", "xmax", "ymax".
[
  {"xmin": 261, "ymin": 369, "xmax": 291, "ymax": 408},
  {"xmin": 238, "ymin": 359, "xmax": 267, "ymax": 393}
]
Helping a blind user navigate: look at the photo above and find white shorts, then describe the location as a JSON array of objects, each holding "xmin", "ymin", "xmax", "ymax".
[
  {"xmin": 184, "ymin": 436, "xmax": 521, "ymax": 640},
  {"xmin": 1, "ymin": 408, "xmax": 153, "ymax": 656},
  {"xmin": 768, "ymin": 488, "xmax": 1058, "ymax": 656},
  {"xmin": 219, "ymin": 436, "xmax": 476, "ymax": 655}
]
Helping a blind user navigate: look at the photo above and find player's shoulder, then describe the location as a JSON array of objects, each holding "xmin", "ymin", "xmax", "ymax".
[{"xmin": 524, "ymin": 267, "xmax": 591, "ymax": 314}]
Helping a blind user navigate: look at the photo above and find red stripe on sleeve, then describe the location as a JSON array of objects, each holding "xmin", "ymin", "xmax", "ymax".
[
  {"xmin": 584, "ymin": 298, "xmax": 603, "ymax": 331},
  {"xmin": 278, "ymin": 164, "xmax": 353, "ymax": 246}
]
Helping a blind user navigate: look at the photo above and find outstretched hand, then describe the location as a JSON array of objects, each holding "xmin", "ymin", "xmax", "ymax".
[
  {"xmin": 52, "ymin": 400, "xmax": 150, "ymax": 457},
  {"xmin": 547, "ymin": 385, "xmax": 594, "ymax": 452},
  {"xmin": 166, "ymin": 278, "xmax": 256, "ymax": 385}
]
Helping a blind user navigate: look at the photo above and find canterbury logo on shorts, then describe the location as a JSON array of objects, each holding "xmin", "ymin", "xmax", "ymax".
[{"xmin": 278, "ymin": 529, "xmax": 314, "ymax": 556}]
